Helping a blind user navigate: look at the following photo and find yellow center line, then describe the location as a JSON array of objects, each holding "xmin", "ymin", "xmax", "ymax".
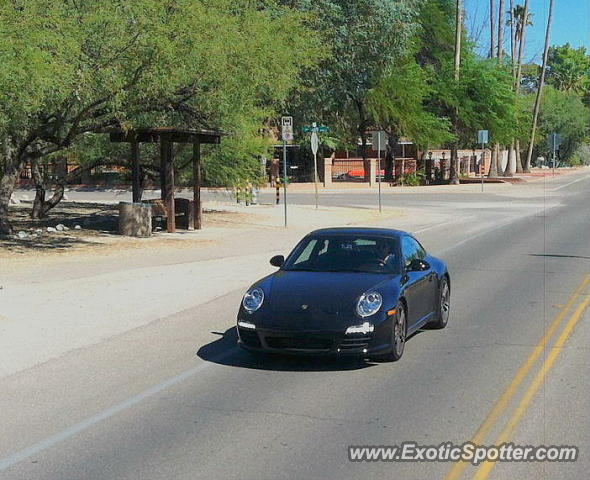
[
  {"xmin": 444, "ymin": 274, "xmax": 590, "ymax": 480},
  {"xmin": 474, "ymin": 296, "xmax": 590, "ymax": 480}
]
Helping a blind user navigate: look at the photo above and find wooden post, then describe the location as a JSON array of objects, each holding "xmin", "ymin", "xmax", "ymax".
[
  {"xmin": 163, "ymin": 140, "xmax": 175, "ymax": 233},
  {"xmin": 160, "ymin": 140, "xmax": 166, "ymax": 200},
  {"xmin": 131, "ymin": 140, "xmax": 141, "ymax": 203},
  {"xmin": 193, "ymin": 141, "xmax": 202, "ymax": 230}
]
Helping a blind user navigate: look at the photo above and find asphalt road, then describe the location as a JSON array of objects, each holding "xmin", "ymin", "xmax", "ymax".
[{"xmin": 3, "ymin": 173, "xmax": 590, "ymax": 479}]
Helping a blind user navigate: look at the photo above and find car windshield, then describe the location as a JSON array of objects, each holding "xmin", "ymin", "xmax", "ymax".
[{"xmin": 282, "ymin": 234, "xmax": 401, "ymax": 274}]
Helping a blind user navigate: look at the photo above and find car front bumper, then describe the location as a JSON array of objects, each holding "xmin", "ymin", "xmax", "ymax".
[{"xmin": 237, "ymin": 325, "xmax": 392, "ymax": 357}]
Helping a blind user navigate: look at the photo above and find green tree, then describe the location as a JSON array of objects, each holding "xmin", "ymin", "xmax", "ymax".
[
  {"xmin": 435, "ymin": 56, "xmax": 517, "ymax": 150},
  {"xmin": 0, "ymin": 0, "xmax": 322, "ymax": 232},
  {"xmin": 537, "ymin": 87, "xmax": 589, "ymax": 163},
  {"xmin": 283, "ymin": 0, "xmax": 423, "ymax": 172},
  {"xmin": 546, "ymin": 44, "xmax": 590, "ymax": 95},
  {"xmin": 368, "ymin": 59, "xmax": 454, "ymax": 154}
]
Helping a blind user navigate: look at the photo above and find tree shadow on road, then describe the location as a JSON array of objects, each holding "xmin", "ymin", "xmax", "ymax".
[
  {"xmin": 528, "ymin": 253, "xmax": 590, "ymax": 260},
  {"xmin": 196, "ymin": 327, "xmax": 376, "ymax": 372}
]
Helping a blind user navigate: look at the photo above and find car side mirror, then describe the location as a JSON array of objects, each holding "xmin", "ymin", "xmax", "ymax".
[
  {"xmin": 270, "ymin": 255, "xmax": 285, "ymax": 267},
  {"xmin": 407, "ymin": 258, "xmax": 430, "ymax": 272}
]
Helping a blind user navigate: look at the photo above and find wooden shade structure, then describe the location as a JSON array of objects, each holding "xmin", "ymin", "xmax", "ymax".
[{"xmin": 109, "ymin": 128, "xmax": 224, "ymax": 233}]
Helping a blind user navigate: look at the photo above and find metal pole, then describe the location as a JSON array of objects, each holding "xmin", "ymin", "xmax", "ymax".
[
  {"xmin": 313, "ymin": 151, "xmax": 318, "ymax": 210},
  {"xmin": 377, "ymin": 132, "xmax": 382, "ymax": 212},
  {"xmin": 193, "ymin": 141, "xmax": 202, "ymax": 230},
  {"xmin": 552, "ymin": 141, "xmax": 556, "ymax": 177},
  {"xmin": 283, "ymin": 140, "xmax": 288, "ymax": 228},
  {"xmin": 481, "ymin": 143, "xmax": 485, "ymax": 192}
]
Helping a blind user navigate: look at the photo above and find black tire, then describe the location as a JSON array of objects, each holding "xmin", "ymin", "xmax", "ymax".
[
  {"xmin": 379, "ymin": 303, "xmax": 407, "ymax": 362},
  {"xmin": 429, "ymin": 277, "xmax": 450, "ymax": 329}
]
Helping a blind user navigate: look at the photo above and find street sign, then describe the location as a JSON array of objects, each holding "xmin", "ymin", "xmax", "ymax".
[
  {"xmin": 310, "ymin": 131, "xmax": 319, "ymax": 155},
  {"xmin": 548, "ymin": 132, "xmax": 563, "ymax": 176},
  {"xmin": 371, "ymin": 131, "xmax": 388, "ymax": 151},
  {"xmin": 281, "ymin": 116, "xmax": 294, "ymax": 141},
  {"xmin": 478, "ymin": 130, "xmax": 489, "ymax": 193},
  {"xmin": 478, "ymin": 130, "xmax": 489, "ymax": 144},
  {"xmin": 303, "ymin": 124, "xmax": 330, "ymax": 133},
  {"xmin": 548, "ymin": 133, "xmax": 563, "ymax": 151}
]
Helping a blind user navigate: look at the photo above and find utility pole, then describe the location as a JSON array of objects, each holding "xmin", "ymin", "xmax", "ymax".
[
  {"xmin": 450, "ymin": 0, "xmax": 462, "ymax": 185},
  {"xmin": 525, "ymin": 0, "xmax": 554, "ymax": 172},
  {"xmin": 490, "ymin": 0, "xmax": 497, "ymax": 58}
]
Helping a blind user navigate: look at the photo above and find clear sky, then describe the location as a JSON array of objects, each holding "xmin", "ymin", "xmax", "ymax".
[{"xmin": 465, "ymin": 0, "xmax": 590, "ymax": 63}]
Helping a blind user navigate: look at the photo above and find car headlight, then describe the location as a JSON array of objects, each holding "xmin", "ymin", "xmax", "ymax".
[
  {"xmin": 242, "ymin": 287, "xmax": 264, "ymax": 313},
  {"xmin": 345, "ymin": 322, "xmax": 375, "ymax": 335},
  {"xmin": 356, "ymin": 292, "xmax": 382, "ymax": 318}
]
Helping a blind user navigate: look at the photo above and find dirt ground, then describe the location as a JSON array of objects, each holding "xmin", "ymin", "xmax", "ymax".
[
  {"xmin": 1, "ymin": 200, "xmax": 404, "ymax": 259},
  {"xmin": 0, "ymin": 201, "xmax": 249, "ymax": 258}
]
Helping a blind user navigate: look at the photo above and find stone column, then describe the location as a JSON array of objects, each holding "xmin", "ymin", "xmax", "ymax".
[
  {"xmin": 323, "ymin": 157, "xmax": 333, "ymax": 187},
  {"xmin": 369, "ymin": 158, "xmax": 377, "ymax": 187}
]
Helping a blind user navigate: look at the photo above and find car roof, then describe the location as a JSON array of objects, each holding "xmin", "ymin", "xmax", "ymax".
[{"xmin": 308, "ymin": 227, "xmax": 409, "ymax": 238}]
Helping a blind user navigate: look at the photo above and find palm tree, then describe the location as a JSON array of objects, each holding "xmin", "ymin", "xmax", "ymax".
[
  {"xmin": 525, "ymin": 0, "xmax": 554, "ymax": 172},
  {"xmin": 498, "ymin": 0, "xmax": 506, "ymax": 59},
  {"xmin": 511, "ymin": 1, "xmax": 532, "ymax": 174},
  {"xmin": 487, "ymin": 0, "xmax": 499, "ymax": 177},
  {"xmin": 509, "ymin": 0, "xmax": 516, "ymax": 74},
  {"xmin": 514, "ymin": 2, "xmax": 533, "ymax": 89},
  {"xmin": 490, "ymin": 0, "xmax": 497, "ymax": 58}
]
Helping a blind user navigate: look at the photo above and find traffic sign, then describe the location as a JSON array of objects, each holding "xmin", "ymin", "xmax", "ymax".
[
  {"xmin": 281, "ymin": 116, "xmax": 293, "ymax": 141},
  {"xmin": 310, "ymin": 131, "xmax": 319, "ymax": 155},
  {"xmin": 478, "ymin": 130, "xmax": 489, "ymax": 144},
  {"xmin": 548, "ymin": 132, "xmax": 563, "ymax": 151},
  {"xmin": 371, "ymin": 131, "xmax": 388, "ymax": 152}
]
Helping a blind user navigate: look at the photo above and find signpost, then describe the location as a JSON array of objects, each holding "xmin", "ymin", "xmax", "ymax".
[
  {"xmin": 310, "ymin": 128, "xmax": 319, "ymax": 209},
  {"xmin": 374, "ymin": 131, "xmax": 387, "ymax": 212},
  {"xmin": 478, "ymin": 130, "xmax": 489, "ymax": 192},
  {"xmin": 303, "ymin": 123, "xmax": 330, "ymax": 210},
  {"xmin": 548, "ymin": 132, "xmax": 563, "ymax": 176},
  {"xmin": 281, "ymin": 116, "xmax": 293, "ymax": 227}
]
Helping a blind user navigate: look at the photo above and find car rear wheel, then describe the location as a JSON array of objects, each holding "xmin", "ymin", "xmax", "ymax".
[{"xmin": 429, "ymin": 277, "xmax": 450, "ymax": 329}]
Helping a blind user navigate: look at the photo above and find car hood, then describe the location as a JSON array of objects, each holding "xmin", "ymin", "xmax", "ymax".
[{"xmin": 258, "ymin": 270, "xmax": 394, "ymax": 331}]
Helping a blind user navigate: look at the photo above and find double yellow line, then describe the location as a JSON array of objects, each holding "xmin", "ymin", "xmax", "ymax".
[{"xmin": 445, "ymin": 274, "xmax": 590, "ymax": 480}]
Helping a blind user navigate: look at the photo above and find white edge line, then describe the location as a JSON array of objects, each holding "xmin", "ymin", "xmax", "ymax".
[
  {"xmin": 552, "ymin": 175, "xmax": 590, "ymax": 191},
  {"xmin": 0, "ymin": 349, "xmax": 233, "ymax": 472},
  {"xmin": 413, "ymin": 217, "xmax": 468, "ymax": 234}
]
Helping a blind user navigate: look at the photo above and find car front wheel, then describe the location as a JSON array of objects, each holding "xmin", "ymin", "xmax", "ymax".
[
  {"xmin": 377, "ymin": 303, "xmax": 406, "ymax": 362},
  {"xmin": 429, "ymin": 277, "xmax": 450, "ymax": 329}
]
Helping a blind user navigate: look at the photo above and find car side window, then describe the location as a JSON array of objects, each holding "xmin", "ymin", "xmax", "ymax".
[
  {"xmin": 402, "ymin": 236, "xmax": 425, "ymax": 267},
  {"xmin": 415, "ymin": 240, "xmax": 427, "ymax": 260}
]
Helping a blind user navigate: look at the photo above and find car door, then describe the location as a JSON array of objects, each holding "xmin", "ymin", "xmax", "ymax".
[
  {"xmin": 401, "ymin": 236, "xmax": 434, "ymax": 328},
  {"xmin": 415, "ymin": 240, "xmax": 437, "ymax": 318}
]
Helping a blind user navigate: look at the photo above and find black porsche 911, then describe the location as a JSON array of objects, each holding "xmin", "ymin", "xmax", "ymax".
[{"xmin": 237, "ymin": 227, "xmax": 450, "ymax": 362}]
